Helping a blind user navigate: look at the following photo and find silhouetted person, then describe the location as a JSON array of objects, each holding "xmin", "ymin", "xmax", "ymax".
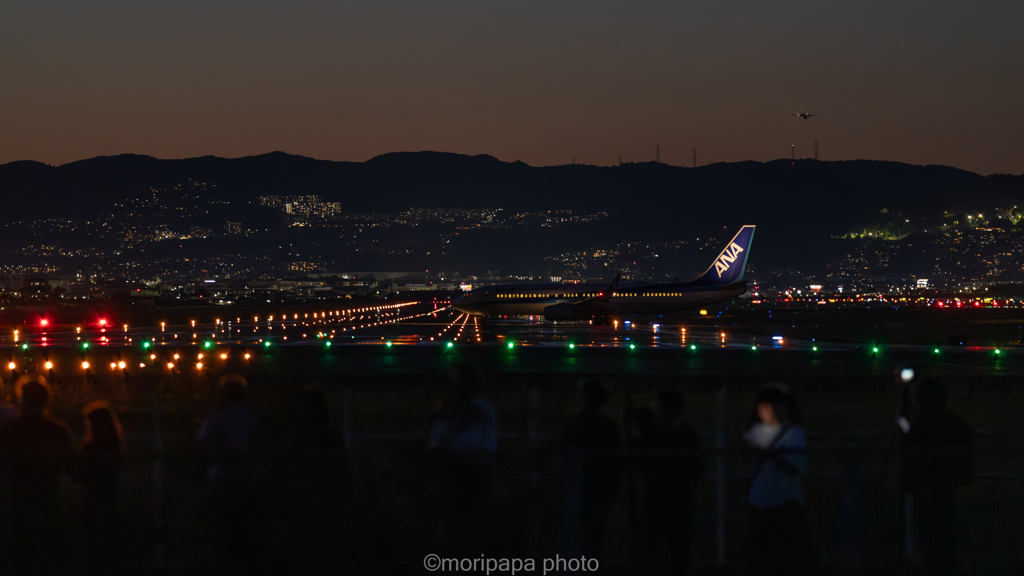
[
  {"xmin": 636, "ymin": 389, "xmax": 703, "ymax": 576},
  {"xmin": 0, "ymin": 378, "xmax": 75, "ymax": 576},
  {"xmin": 288, "ymin": 389, "xmax": 353, "ymax": 575},
  {"xmin": 743, "ymin": 385, "xmax": 812, "ymax": 576},
  {"xmin": 427, "ymin": 364, "xmax": 498, "ymax": 553},
  {"xmin": 0, "ymin": 386, "xmax": 22, "ymax": 569},
  {"xmin": 562, "ymin": 380, "xmax": 621, "ymax": 561},
  {"xmin": 197, "ymin": 375, "xmax": 267, "ymax": 575},
  {"xmin": 901, "ymin": 379, "xmax": 973, "ymax": 576},
  {"xmin": 76, "ymin": 400, "xmax": 125, "ymax": 576}
]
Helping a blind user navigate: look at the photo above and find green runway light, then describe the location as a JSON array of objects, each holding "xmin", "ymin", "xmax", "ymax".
[
  {"xmin": 568, "ymin": 343, "xmax": 575, "ymax": 349},
  {"xmin": 447, "ymin": 342, "xmax": 454, "ymax": 348},
  {"xmin": 508, "ymin": 342, "xmax": 515, "ymax": 349},
  {"xmin": 386, "ymin": 341, "xmax": 393, "ymax": 347},
  {"xmin": 82, "ymin": 342, "xmax": 89, "ymax": 349},
  {"xmin": 689, "ymin": 344, "xmax": 696, "ymax": 350},
  {"xmin": 264, "ymin": 341, "xmax": 271, "ymax": 348},
  {"xmin": 143, "ymin": 342, "xmax": 151, "ymax": 349},
  {"xmin": 995, "ymin": 349, "xmax": 1001, "ymax": 355},
  {"xmin": 812, "ymin": 346, "xmax": 818, "ymax": 352},
  {"xmin": 873, "ymin": 347, "xmax": 879, "ymax": 353},
  {"xmin": 629, "ymin": 343, "xmax": 636, "ymax": 350},
  {"xmin": 934, "ymin": 348, "xmax": 940, "ymax": 354},
  {"xmin": 20, "ymin": 343, "xmax": 28, "ymax": 350},
  {"xmin": 325, "ymin": 341, "xmax": 332, "ymax": 347},
  {"xmin": 204, "ymin": 341, "xmax": 213, "ymax": 349}
]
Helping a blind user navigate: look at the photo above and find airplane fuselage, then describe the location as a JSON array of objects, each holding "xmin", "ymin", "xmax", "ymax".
[
  {"xmin": 452, "ymin": 225, "xmax": 756, "ymax": 321},
  {"xmin": 452, "ymin": 280, "xmax": 748, "ymax": 319}
]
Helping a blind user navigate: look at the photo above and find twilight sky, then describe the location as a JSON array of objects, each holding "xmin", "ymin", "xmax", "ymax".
[{"xmin": 2, "ymin": 1, "xmax": 1022, "ymax": 174}]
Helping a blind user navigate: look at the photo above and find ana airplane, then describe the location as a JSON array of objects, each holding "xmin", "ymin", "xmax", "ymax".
[
  {"xmin": 452, "ymin": 225, "xmax": 756, "ymax": 321},
  {"xmin": 791, "ymin": 113, "xmax": 818, "ymax": 120}
]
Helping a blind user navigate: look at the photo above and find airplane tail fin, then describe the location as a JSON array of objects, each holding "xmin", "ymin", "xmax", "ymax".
[{"xmin": 694, "ymin": 225, "xmax": 755, "ymax": 285}]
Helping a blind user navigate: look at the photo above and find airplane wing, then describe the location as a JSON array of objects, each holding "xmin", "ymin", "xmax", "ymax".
[{"xmin": 543, "ymin": 273, "xmax": 620, "ymax": 321}]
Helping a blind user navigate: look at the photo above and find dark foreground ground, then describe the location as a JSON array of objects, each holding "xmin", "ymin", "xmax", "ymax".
[{"xmin": 0, "ymin": 340, "xmax": 1020, "ymax": 576}]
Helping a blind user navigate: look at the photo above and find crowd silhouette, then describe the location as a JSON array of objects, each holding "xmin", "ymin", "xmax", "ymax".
[{"xmin": 0, "ymin": 365, "xmax": 984, "ymax": 576}]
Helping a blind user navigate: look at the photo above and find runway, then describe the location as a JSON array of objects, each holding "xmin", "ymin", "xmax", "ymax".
[{"xmin": 3, "ymin": 300, "xmax": 1018, "ymax": 381}]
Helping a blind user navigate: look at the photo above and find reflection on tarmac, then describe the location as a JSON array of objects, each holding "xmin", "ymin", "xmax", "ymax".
[{"xmin": 1, "ymin": 301, "xmax": 1011, "ymax": 360}]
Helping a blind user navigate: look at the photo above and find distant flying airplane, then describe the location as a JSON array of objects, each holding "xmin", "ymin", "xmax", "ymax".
[
  {"xmin": 452, "ymin": 225, "xmax": 756, "ymax": 321},
  {"xmin": 791, "ymin": 113, "xmax": 818, "ymax": 120}
]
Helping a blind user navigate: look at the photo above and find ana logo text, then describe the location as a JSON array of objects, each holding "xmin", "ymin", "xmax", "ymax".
[{"xmin": 714, "ymin": 242, "xmax": 745, "ymax": 278}]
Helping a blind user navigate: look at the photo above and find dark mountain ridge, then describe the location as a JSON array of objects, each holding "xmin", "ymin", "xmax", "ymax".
[{"xmin": 2, "ymin": 152, "xmax": 1021, "ymax": 271}]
